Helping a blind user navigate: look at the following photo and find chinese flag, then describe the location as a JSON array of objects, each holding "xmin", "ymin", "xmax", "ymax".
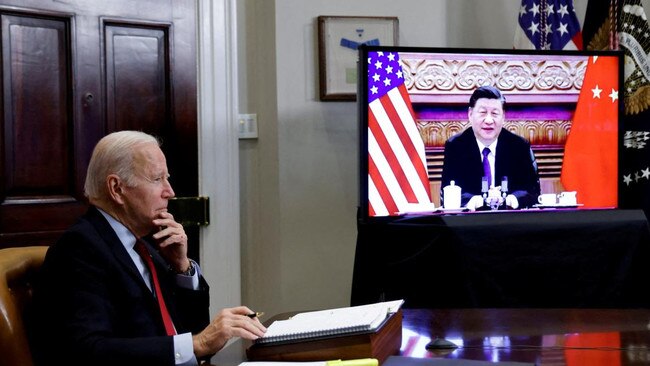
[
  {"xmin": 561, "ymin": 56, "xmax": 619, "ymax": 207},
  {"xmin": 564, "ymin": 332, "xmax": 621, "ymax": 366}
]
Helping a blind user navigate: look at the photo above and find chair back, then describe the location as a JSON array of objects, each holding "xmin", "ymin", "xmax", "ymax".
[{"xmin": 0, "ymin": 246, "xmax": 48, "ymax": 366}]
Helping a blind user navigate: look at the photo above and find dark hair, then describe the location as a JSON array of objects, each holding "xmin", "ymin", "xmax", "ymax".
[{"xmin": 468, "ymin": 85, "xmax": 506, "ymax": 109}]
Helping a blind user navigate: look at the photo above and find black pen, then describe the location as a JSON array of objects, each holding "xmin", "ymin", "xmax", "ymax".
[{"xmin": 247, "ymin": 311, "xmax": 264, "ymax": 318}]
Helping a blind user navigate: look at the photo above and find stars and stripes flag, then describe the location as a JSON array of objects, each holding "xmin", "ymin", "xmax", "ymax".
[
  {"xmin": 560, "ymin": 55, "xmax": 619, "ymax": 207},
  {"xmin": 367, "ymin": 51, "xmax": 433, "ymax": 216},
  {"xmin": 514, "ymin": 0, "xmax": 583, "ymax": 50}
]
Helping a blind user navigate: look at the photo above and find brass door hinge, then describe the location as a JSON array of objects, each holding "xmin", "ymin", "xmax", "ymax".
[{"xmin": 168, "ymin": 196, "xmax": 209, "ymax": 227}]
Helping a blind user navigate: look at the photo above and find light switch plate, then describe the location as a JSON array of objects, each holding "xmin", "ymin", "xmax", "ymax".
[{"xmin": 238, "ymin": 113, "xmax": 258, "ymax": 139}]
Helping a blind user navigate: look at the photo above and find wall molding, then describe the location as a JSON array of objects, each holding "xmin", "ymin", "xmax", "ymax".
[
  {"xmin": 400, "ymin": 53, "xmax": 588, "ymax": 104},
  {"xmin": 197, "ymin": 0, "xmax": 241, "ymax": 316}
]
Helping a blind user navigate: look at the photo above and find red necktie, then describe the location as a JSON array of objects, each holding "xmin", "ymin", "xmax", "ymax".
[{"xmin": 134, "ymin": 240, "xmax": 176, "ymax": 336}]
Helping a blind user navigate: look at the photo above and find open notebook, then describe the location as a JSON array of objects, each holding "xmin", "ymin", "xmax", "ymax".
[{"xmin": 255, "ymin": 299, "xmax": 404, "ymax": 345}]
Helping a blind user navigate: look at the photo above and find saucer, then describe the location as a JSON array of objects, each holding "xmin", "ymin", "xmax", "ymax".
[
  {"xmin": 435, "ymin": 207, "xmax": 469, "ymax": 213},
  {"xmin": 533, "ymin": 203, "xmax": 583, "ymax": 209}
]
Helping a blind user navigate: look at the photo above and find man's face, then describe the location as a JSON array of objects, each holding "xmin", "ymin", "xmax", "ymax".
[
  {"xmin": 121, "ymin": 143, "xmax": 175, "ymax": 236},
  {"xmin": 469, "ymin": 97, "xmax": 505, "ymax": 145}
]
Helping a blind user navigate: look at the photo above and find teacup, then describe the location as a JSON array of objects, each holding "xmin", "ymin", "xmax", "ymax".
[
  {"xmin": 538, "ymin": 193, "xmax": 557, "ymax": 206},
  {"xmin": 558, "ymin": 191, "xmax": 577, "ymax": 205}
]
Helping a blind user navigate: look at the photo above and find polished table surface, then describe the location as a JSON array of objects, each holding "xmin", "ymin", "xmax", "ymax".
[
  {"xmin": 211, "ymin": 307, "xmax": 650, "ymax": 365},
  {"xmin": 401, "ymin": 308, "xmax": 650, "ymax": 365}
]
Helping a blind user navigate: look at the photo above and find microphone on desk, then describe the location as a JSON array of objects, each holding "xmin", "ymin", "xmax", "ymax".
[
  {"xmin": 500, "ymin": 176, "xmax": 509, "ymax": 210},
  {"xmin": 426, "ymin": 338, "xmax": 458, "ymax": 350},
  {"xmin": 478, "ymin": 177, "xmax": 490, "ymax": 211}
]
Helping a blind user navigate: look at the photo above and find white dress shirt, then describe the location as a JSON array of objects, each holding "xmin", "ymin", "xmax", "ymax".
[{"xmin": 475, "ymin": 139, "xmax": 498, "ymax": 188}]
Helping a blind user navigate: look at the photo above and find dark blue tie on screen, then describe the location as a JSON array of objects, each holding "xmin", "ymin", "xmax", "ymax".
[{"xmin": 482, "ymin": 147, "xmax": 491, "ymax": 188}]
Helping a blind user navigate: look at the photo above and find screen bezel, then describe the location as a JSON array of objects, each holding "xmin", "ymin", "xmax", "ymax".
[{"xmin": 357, "ymin": 45, "xmax": 625, "ymax": 223}]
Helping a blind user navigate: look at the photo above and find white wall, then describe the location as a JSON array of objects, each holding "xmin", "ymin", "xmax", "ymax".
[
  {"xmin": 234, "ymin": 0, "xmax": 647, "ymax": 317},
  {"xmin": 274, "ymin": 0, "xmax": 447, "ymax": 314},
  {"xmin": 238, "ymin": 0, "xmax": 447, "ymax": 317}
]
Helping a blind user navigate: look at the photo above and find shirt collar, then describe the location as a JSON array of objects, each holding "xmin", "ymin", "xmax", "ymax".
[
  {"xmin": 97, "ymin": 208, "xmax": 137, "ymax": 250},
  {"xmin": 476, "ymin": 138, "xmax": 498, "ymax": 155}
]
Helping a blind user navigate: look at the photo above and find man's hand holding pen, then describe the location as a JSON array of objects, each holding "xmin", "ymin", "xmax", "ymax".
[{"xmin": 193, "ymin": 306, "xmax": 267, "ymax": 358}]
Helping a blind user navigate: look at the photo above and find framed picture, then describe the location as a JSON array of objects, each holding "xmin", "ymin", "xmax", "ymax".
[{"xmin": 318, "ymin": 16, "xmax": 398, "ymax": 101}]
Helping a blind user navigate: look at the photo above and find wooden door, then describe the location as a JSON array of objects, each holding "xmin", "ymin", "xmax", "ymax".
[{"xmin": 0, "ymin": 0, "xmax": 198, "ymax": 255}]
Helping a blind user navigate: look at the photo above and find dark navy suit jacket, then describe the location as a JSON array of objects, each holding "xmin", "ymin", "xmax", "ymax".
[
  {"xmin": 441, "ymin": 128, "xmax": 541, "ymax": 208},
  {"xmin": 31, "ymin": 206, "xmax": 210, "ymax": 366}
]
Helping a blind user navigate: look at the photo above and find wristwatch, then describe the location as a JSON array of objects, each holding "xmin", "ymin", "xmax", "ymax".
[{"xmin": 177, "ymin": 260, "xmax": 195, "ymax": 276}]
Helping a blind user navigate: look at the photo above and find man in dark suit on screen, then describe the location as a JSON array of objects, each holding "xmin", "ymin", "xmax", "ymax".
[{"xmin": 440, "ymin": 86, "xmax": 540, "ymax": 210}]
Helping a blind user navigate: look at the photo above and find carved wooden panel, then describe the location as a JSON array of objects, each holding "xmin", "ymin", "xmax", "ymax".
[
  {"xmin": 0, "ymin": 0, "xmax": 198, "ymax": 250},
  {"xmin": 105, "ymin": 22, "xmax": 170, "ymax": 135},
  {"xmin": 0, "ymin": 10, "xmax": 87, "ymax": 246},
  {"xmin": 103, "ymin": 17, "xmax": 197, "ymax": 196},
  {"xmin": 1, "ymin": 14, "xmax": 74, "ymax": 203}
]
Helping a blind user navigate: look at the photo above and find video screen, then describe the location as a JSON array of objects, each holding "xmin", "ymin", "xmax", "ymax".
[{"xmin": 358, "ymin": 46, "xmax": 622, "ymax": 219}]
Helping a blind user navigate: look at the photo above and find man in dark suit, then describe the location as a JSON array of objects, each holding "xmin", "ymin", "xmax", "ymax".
[
  {"xmin": 441, "ymin": 86, "xmax": 540, "ymax": 210},
  {"xmin": 31, "ymin": 131, "xmax": 266, "ymax": 365}
]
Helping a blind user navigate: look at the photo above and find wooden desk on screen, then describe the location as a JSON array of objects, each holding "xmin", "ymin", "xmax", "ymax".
[{"xmin": 352, "ymin": 209, "xmax": 650, "ymax": 308}]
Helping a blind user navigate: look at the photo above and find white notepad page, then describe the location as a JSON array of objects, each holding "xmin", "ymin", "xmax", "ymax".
[{"xmin": 256, "ymin": 299, "xmax": 404, "ymax": 344}]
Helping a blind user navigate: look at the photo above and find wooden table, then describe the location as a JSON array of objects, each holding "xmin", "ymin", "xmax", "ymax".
[
  {"xmin": 210, "ymin": 308, "xmax": 650, "ymax": 365},
  {"xmin": 401, "ymin": 308, "xmax": 650, "ymax": 365}
]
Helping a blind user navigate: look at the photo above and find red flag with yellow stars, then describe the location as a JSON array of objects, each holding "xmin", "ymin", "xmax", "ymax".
[{"xmin": 561, "ymin": 55, "xmax": 619, "ymax": 207}]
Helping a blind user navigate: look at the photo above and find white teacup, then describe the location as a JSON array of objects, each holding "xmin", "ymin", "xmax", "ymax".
[
  {"xmin": 558, "ymin": 191, "xmax": 577, "ymax": 205},
  {"xmin": 538, "ymin": 193, "xmax": 557, "ymax": 206}
]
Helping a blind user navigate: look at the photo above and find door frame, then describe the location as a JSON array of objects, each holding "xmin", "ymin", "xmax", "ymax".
[{"xmin": 197, "ymin": 0, "xmax": 241, "ymax": 315}]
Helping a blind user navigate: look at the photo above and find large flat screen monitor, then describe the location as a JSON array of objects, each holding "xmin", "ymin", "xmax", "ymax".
[{"xmin": 358, "ymin": 46, "xmax": 623, "ymax": 220}]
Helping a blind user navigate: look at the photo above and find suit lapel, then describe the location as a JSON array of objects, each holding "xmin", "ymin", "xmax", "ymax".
[
  {"xmin": 85, "ymin": 207, "xmax": 155, "ymax": 294},
  {"xmin": 494, "ymin": 130, "xmax": 511, "ymax": 183},
  {"xmin": 85, "ymin": 207, "xmax": 180, "ymax": 332},
  {"xmin": 461, "ymin": 129, "xmax": 483, "ymax": 177}
]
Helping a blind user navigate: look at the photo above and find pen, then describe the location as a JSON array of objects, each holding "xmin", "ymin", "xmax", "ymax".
[{"xmin": 247, "ymin": 311, "xmax": 265, "ymax": 318}]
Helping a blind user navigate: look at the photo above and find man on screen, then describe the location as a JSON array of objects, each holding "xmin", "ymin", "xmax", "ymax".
[{"xmin": 440, "ymin": 85, "xmax": 540, "ymax": 210}]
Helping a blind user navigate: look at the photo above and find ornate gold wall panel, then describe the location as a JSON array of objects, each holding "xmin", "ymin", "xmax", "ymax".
[
  {"xmin": 400, "ymin": 53, "xmax": 587, "ymax": 102},
  {"xmin": 399, "ymin": 53, "xmax": 588, "ymax": 184},
  {"xmin": 418, "ymin": 120, "xmax": 572, "ymax": 148}
]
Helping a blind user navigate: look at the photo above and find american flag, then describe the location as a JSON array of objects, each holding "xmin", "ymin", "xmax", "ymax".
[
  {"xmin": 514, "ymin": 0, "xmax": 583, "ymax": 50},
  {"xmin": 367, "ymin": 51, "xmax": 433, "ymax": 216}
]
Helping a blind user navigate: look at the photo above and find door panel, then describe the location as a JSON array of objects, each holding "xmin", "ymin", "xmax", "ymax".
[
  {"xmin": 3, "ymin": 14, "xmax": 73, "ymax": 201},
  {"xmin": 105, "ymin": 22, "xmax": 170, "ymax": 134},
  {"xmin": 0, "ymin": 11, "xmax": 85, "ymax": 245},
  {"xmin": 0, "ymin": 1, "xmax": 198, "ymax": 254}
]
